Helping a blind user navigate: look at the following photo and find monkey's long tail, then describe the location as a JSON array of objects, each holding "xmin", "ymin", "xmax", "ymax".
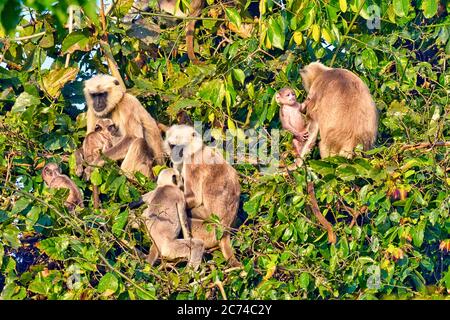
[
  {"xmin": 93, "ymin": 185, "xmax": 100, "ymax": 209},
  {"xmin": 186, "ymin": 21, "xmax": 199, "ymax": 64},
  {"xmin": 142, "ymin": 118, "xmax": 166, "ymax": 165},
  {"xmin": 186, "ymin": 2, "xmax": 202, "ymax": 64}
]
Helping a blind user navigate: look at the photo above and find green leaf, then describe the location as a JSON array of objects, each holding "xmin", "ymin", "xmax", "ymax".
[
  {"xmin": 2, "ymin": 225, "xmax": 21, "ymax": 249},
  {"xmin": 42, "ymin": 67, "xmax": 79, "ymax": 99},
  {"xmin": 0, "ymin": 0, "xmax": 21, "ymax": 35},
  {"xmin": 311, "ymin": 24, "xmax": 320, "ymax": 42},
  {"xmin": 412, "ymin": 220, "xmax": 426, "ymax": 247},
  {"xmin": 444, "ymin": 269, "xmax": 450, "ymax": 290},
  {"xmin": 0, "ymin": 243, "xmax": 3, "ymax": 268},
  {"xmin": 167, "ymin": 99, "xmax": 200, "ymax": 117},
  {"xmin": 61, "ymin": 31, "xmax": 92, "ymax": 54},
  {"xmin": 11, "ymin": 197, "xmax": 32, "ymax": 215},
  {"xmin": 232, "ymin": 68, "xmax": 246, "ymax": 85},
  {"xmin": 98, "ymin": 273, "xmax": 119, "ymax": 297},
  {"xmin": 112, "ymin": 211, "xmax": 129, "ymax": 236},
  {"xmin": 339, "ymin": 0, "xmax": 348, "ymax": 12},
  {"xmin": 299, "ymin": 272, "xmax": 310, "ymax": 289},
  {"xmin": 422, "ymin": 0, "xmax": 438, "ymax": 18},
  {"xmin": 361, "ymin": 48, "xmax": 378, "ymax": 69},
  {"xmin": 297, "ymin": 8, "xmax": 315, "ymax": 32},
  {"xmin": 198, "ymin": 79, "xmax": 225, "ymax": 107},
  {"xmin": 12, "ymin": 92, "xmax": 40, "ymax": 113},
  {"xmin": 113, "ymin": 0, "xmax": 135, "ymax": 17},
  {"xmin": 259, "ymin": 0, "xmax": 266, "ymax": 16},
  {"xmin": 268, "ymin": 18, "xmax": 285, "ymax": 50},
  {"xmin": 136, "ymin": 283, "xmax": 156, "ymax": 300},
  {"xmin": 81, "ymin": 2, "xmax": 99, "ymax": 26},
  {"xmin": 225, "ymin": 7, "xmax": 242, "ymax": 29},
  {"xmin": 90, "ymin": 168, "xmax": 102, "ymax": 186},
  {"xmin": 0, "ymin": 283, "xmax": 26, "ymax": 300},
  {"xmin": 243, "ymin": 194, "xmax": 262, "ymax": 216},
  {"xmin": 37, "ymin": 236, "xmax": 69, "ymax": 260},
  {"xmin": 393, "ymin": 0, "xmax": 409, "ymax": 17}
]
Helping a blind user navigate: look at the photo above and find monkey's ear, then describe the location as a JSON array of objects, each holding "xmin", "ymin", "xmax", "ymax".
[
  {"xmin": 113, "ymin": 79, "xmax": 120, "ymax": 86},
  {"xmin": 172, "ymin": 175, "xmax": 178, "ymax": 185}
]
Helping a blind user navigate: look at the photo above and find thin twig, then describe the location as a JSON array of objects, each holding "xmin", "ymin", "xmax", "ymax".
[
  {"xmin": 330, "ymin": 0, "xmax": 366, "ymax": 67},
  {"xmin": 214, "ymin": 280, "xmax": 228, "ymax": 300},
  {"xmin": 100, "ymin": 0, "xmax": 126, "ymax": 89},
  {"xmin": 400, "ymin": 141, "xmax": 450, "ymax": 151},
  {"xmin": 9, "ymin": 31, "xmax": 46, "ymax": 42},
  {"xmin": 65, "ymin": 6, "xmax": 74, "ymax": 68}
]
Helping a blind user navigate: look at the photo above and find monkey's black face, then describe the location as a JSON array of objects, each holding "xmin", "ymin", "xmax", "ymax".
[
  {"xmin": 168, "ymin": 143, "xmax": 185, "ymax": 162},
  {"xmin": 90, "ymin": 92, "xmax": 108, "ymax": 112}
]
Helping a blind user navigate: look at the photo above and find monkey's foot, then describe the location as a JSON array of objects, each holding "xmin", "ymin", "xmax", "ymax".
[
  {"xmin": 228, "ymin": 257, "xmax": 242, "ymax": 268},
  {"xmin": 286, "ymin": 163, "xmax": 298, "ymax": 171},
  {"xmin": 295, "ymin": 158, "xmax": 304, "ymax": 167}
]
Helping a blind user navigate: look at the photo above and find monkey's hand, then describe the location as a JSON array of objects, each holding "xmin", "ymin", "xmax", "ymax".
[
  {"xmin": 83, "ymin": 166, "xmax": 93, "ymax": 181},
  {"xmin": 295, "ymin": 131, "xmax": 309, "ymax": 142}
]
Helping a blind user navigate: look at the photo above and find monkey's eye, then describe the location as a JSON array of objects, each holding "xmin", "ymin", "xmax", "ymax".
[
  {"xmin": 94, "ymin": 125, "xmax": 102, "ymax": 132},
  {"xmin": 171, "ymin": 175, "xmax": 177, "ymax": 185},
  {"xmin": 107, "ymin": 125, "xmax": 116, "ymax": 132},
  {"xmin": 113, "ymin": 79, "xmax": 120, "ymax": 86}
]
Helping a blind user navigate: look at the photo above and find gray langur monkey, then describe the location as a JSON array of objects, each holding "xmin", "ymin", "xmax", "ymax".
[
  {"xmin": 84, "ymin": 74, "xmax": 165, "ymax": 179},
  {"xmin": 42, "ymin": 163, "xmax": 84, "ymax": 211},
  {"xmin": 142, "ymin": 168, "xmax": 204, "ymax": 270},
  {"xmin": 164, "ymin": 125, "xmax": 241, "ymax": 267},
  {"xmin": 298, "ymin": 61, "xmax": 378, "ymax": 159},
  {"xmin": 275, "ymin": 87, "xmax": 310, "ymax": 163}
]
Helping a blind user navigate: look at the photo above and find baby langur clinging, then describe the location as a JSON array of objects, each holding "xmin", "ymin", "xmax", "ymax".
[
  {"xmin": 75, "ymin": 118, "xmax": 121, "ymax": 179},
  {"xmin": 74, "ymin": 118, "xmax": 121, "ymax": 209},
  {"xmin": 164, "ymin": 125, "xmax": 241, "ymax": 267},
  {"xmin": 84, "ymin": 74, "xmax": 165, "ymax": 180},
  {"xmin": 275, "ymin": 88, "xmax": 310, "ymax": 160},
  {"xmin": 298, "ymin": 61, "xmax": 378, "ymax": 159},
  {"xmin": 83, "ymin": 118, "xmax": 120, "ymax": 167},
  {"xmin": 42, "ymin": 163, "xmax": 84, "ymax": 211},
  {"xmin": 142, "ymin": 168, "xmax": 204, "ymax": 270}
]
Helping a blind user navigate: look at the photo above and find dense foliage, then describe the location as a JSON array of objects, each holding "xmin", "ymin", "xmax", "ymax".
[{"xmin": 0, "ymin": 0, "xmax": 449, "ymax": 300}]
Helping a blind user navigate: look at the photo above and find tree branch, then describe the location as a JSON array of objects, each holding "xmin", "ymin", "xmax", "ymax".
[
  {"xmin": 100, "ymin": 0, "xmax": 126, "ymax": 90},
  {"xmin": 400, "ymin": 141, "xmax": 450, "ymax": 151}
]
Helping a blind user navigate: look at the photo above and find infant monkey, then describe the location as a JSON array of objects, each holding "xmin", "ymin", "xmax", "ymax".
[
  {"xmin": 142, "ymin": 168, "xmax": 204, "ymax": 270},
  {"xmin": 275, "ymin": 87, "xmax": 310, "ymax": 156},
  {"xmin": 42, "ymin": 163, "xmax": 84, "ymax": 211},
  {"xmin": 76, "ymin": 118, "xmax": 120, "ymax": 179}
]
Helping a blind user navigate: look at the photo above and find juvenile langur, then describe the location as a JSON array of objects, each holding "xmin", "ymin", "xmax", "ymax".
[
  {"xmin": 83, "ymin": 118, "xmax": 120, "ymax": 167},
  {"xmin": 298, "ymin": 62, "xmax": 378, "ymax": 159},
  {"xmin": 42, "ymin": 163, "xmax": 84, "ymax": 211},
  {"xmin": 275, "ymin": 88, "xmax": 310, "ymax": 158},
  {"xmin": 75, "ymin": 118, "xmax": 121, "ymax": 208},
  {"xmin": 164, "ymin": 125, "xmax": 241, "ymax": 267},
  {"xmin": 84, "ymin": 74, "xmax": 165, "ymax": 179},
  {"xmin": 142, "ymin": 168, "xmax": 204, "ymax": 269}
]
